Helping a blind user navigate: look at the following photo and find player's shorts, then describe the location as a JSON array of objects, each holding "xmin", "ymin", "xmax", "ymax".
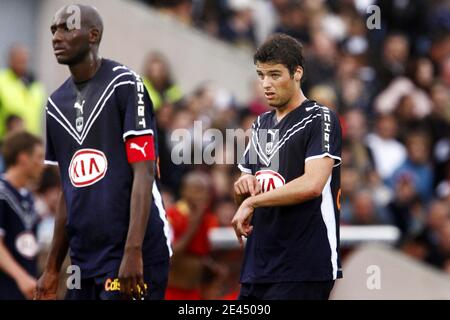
[
  {"xmin": 0, "ymin": 274, "xmax": 26, "ymax": 300},
  {"xmin": 238, "ymin": 281, "xmax": 335, "ymax": 300},
  {"xmin": 65, "ymin": 262, "xmax": 168, "ymax": 300}
]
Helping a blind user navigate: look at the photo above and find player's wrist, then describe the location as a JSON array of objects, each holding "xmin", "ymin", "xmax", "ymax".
[
  {"xmin": 243, "ymin": 196, "xmax": 257, "ymax": 209},
  {"xmin": 124, "ymin": 244, "xmax": 143, "ymax": 254}
]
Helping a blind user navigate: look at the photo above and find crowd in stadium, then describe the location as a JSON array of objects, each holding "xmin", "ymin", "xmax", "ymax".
[{"xmin": 0, "ymin": 0, "xmax": 449, "ymax": 299}]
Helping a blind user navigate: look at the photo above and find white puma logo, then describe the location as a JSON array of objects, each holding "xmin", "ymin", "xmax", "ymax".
[
  {"xmin": 305, "ymin": 106, "xmax": 316, "ymax": 112},
  {"xmin": 130, "ymin": 142, "xmax": 148, "ymax": 157},
  {"xmin": 268, "ymin": 129, "xmax": 277, "ymax": 141},
  {"xmin": 74, "ymin": 100, "xmax": 85, "ymax": 114}
]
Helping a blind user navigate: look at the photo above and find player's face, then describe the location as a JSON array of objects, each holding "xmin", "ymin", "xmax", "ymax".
[
  {"xmin": 50, "ymin": 7, "xmax": 90, "ymax": 65},
  {"xmin": 256, "ymin": 62, "xmax": 302, "ymax": 109},
  {"xmin": 22, "ymin": 144, "xmax": 45, "ymax": 182}
]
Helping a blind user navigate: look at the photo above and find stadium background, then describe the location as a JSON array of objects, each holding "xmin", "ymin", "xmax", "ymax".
[{"xmin": 0, "ymin": 0, "xmax": 449, "ymax": 299}]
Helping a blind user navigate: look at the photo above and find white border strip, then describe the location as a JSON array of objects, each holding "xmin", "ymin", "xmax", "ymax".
[
  {"xmin": 44, "ymin": 160, "xmax": 59, "ymax": 166},
  {"xmin": 123, "ymin": 129, "xmax": 154, "ymax": 141},
  {"xmin": 305, "ymin": 153, "xmax": 342, "ymax": 167}
]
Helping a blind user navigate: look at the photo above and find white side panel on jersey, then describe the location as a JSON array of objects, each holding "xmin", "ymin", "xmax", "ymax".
[
  {"xmin": 152, "ymin": 182, "xmax": 173, "ymax": 257},
  {"xmin": 320, "ymin": 175, "xmax": 339, "ymax": 279}
]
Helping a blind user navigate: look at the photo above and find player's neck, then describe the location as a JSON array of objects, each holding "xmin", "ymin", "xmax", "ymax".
[
  {"xmin": 4, "ymin": 168, "xmax": 28, "ymax": 190},
  {"xmin": 69, "ymin": 52, "xmax": 102, "ymax": 83},
  {"xmin": 275, "ymin": 90, "xmax": 307, "ymax": 122}
]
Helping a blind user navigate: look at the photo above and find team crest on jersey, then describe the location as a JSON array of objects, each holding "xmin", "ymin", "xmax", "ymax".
[
  {"xmin": 15, "ymin": 231, "xmax": 38, "ymax": 259},
  {"xmin": 255, "ymin": 169, "xmax": 285, "ymax": 193},
  {"xmin": 265, "ymin": 129, "xmax": 278, "ymax": 155},
  {"xmin": 69, "ymin": 149, "xmax": 108, "ymax": 187}
]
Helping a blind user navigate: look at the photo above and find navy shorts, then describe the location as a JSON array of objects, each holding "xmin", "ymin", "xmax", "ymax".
[
  {"xmin": 238, "ymin": 281, "xmax": 335, "ymax": 300},
  {"xmin": 65, "ymin": 262, "xmax": 169, "ymax": 300},
  {"xmin": 0, "ymin": 274, "xmax": 26, "ymax": 300}
]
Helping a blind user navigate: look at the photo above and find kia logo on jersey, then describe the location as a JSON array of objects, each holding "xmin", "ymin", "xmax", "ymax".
[
  {"xmin": 255, "ymin": 169, "xmax": 285, "ymax": 193},
  {"xmin": 69, "ymin": 149, "xmax": 108, "ymax": 187}
]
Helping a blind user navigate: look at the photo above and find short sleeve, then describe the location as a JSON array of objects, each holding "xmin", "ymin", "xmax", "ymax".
[
  {"xmin": 305, "ymin": 108, "xmax": 342, "ymax": 167},
  {"xmin": 238, "ymin": 138, "xmax": 253, "ymax": 174},
  {"xmin": 120, "ymin": 73, "xmax": 156, "ymax": 141}
]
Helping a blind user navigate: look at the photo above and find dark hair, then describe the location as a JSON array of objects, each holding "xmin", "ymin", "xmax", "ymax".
[
  {"xmin": 1, "ymin": 131, "xmax": 42, "ymax": 169},
  {"xmin": 36, "ymin": 166, "xmax": 61, "ymax": 194},
  {"xmin": 253, "ymin": 34, "xmax": 305, "ymax": 77}
]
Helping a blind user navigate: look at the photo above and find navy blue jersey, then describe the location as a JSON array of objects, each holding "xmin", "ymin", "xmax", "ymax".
[
  {"xmin": 0, "ymin": 178, "xmax": 39, "ymax": 299},
  {"xmin": 238, "ymin": 99, "xmax": 342, "ymax": 283},
  {"xmin": 44, "ymin": 59, "xmax": 172, "ymax": 278}
]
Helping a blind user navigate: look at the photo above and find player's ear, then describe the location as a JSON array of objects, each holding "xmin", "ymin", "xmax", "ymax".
[
  {"xmin": 294, "ymin": 66, "xmax": 303, "ymax": 82},
  {"xmin": 89, "ymin": 28, "xmax": 101, "ymax": 44}
]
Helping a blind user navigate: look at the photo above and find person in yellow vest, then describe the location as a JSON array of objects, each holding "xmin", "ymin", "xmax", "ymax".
[
  {"xmin": 0, "ymin": 45, "xmax": 46, "ymax": 138},
  {"xmin": 142, "ymin": 52, "xmax": 183, "ymax": 111}
]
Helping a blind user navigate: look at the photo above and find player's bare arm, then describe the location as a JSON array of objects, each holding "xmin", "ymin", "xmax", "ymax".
[
  {"xmin": 118, "ymin": 160, "xmax": 154, "ymax": 299},
  {"xmin": 232, "ymin": 157, "xmax": 334, "ymax": 241},
  {"xmin": 35, "ymin": 190, "xmax": 69, "ymax": 300},
  {"xmin": 233, "ymin": 172, "xmax": 261, "ymax": 207}
]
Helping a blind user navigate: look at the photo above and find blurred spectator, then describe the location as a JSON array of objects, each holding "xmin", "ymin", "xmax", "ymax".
[
  {"xmin": 374, "ymin": 33, "xmax": 410, "ymax": 90},
  {"xmin": 390, "ymin": 131, "xmax": 434, "ymax": 203},
  {"xmin": 0, "ymin": 45, "xmax": 45, "ymax": 137},
  {"xmin": 374, "ymin": 59, "xmax": 434, "ymax": 122},
  {"xmin": 5, "ymin": 115, "xmax": 25, "ymax": 135},
  {"xmin": 0, "ymin": 132, "xmax": 44, "ymax": 300},
  {"xmin": 146, "ymin": 0, "xmax": 194, "ymax": 25},
  {"xmin": 165, "ymin": 171, "xmax": 226, "ymax": 299},
  {"xmin": 342, "ymin": 109, "xmax": 374, "ymax": 174},
  {"xmin": 387, "ymin": 174, "xmax": 424, "ymax": 237},
  {"xmin": 377, "ymin": 0, "xmax": 428, "ymax": 54},
  {"xmin": 303, "ymin": 31, "xmax": 338, "ymax": 92},
  {"xmin": 272, "ymin": 0, "xmax": 310, "ymax": 45},
  {"xmin": 366, "ymin": 114, "xmax": 406, "ymax": 181},
  {"xmin": 142, "ymin": 51, "xmax": 183, "ymax": 112},
  {"xmin": 218, "ymin": 0, "xmax": 257, "ymax": 49},
  {"xmin": 346, "ymin": 189, "xmax": 389, "ymax": 225}
]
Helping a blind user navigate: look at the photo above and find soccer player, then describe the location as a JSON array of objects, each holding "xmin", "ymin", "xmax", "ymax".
[
  {"xmin": 34, "ymin": 4, "xmax": 171, "ymax": 300},
  {"xmin": 0, "ymin": 132, "xmax": 44, "ymax": 299},
  {"xmin": 232, "ymin": 34, "xmax": 342, "ymax": 300}
]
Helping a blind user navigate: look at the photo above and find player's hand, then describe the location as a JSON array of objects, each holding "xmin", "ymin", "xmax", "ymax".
[
  {"xmin": 234, "ymin": 174, "xmax": 261, "ymax": 198},
  {"xmin": 231, "ymin": 199, "xmax": 255, "ymax": 246},
  {"xmin": 15, "ymin": 273, "xmax": 37, "ymax": 300},
  {"xmin": 118, "ymin": 247, "xmax": 147, "ymax": 300},
  {"xmin": 34, "ymin": 271, "xmax": 59, "ymax": 300}
]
